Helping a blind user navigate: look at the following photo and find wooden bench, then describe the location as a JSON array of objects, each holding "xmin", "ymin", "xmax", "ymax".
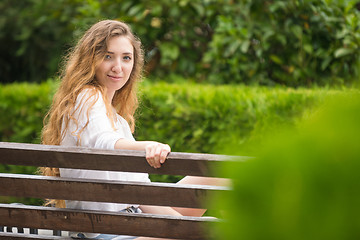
[{"xmin": 0, "ymin": 142, "xmax": 233, "ymax": 239}]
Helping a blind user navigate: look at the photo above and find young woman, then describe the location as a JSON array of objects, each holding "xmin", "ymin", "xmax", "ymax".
[{"xmin": 41, "ymin": 20, "xmax": 227, "ymax": 240}]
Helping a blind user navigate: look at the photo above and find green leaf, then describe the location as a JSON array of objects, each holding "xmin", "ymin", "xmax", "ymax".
[
  {"xmin": 191, "ymin": 2, "xmax": 205, "ymax": 17},
  {"xmin": 159, "ymin": 42, "xmax": 180, "ymax": 65},
  {"xmin": 321, "ymin": 57, "xmax": 331, "ymax": 70},
  {"xmin": 270, "ymin": 55, "xmax": 283, "ymax": 65},
  {"xmin": 277, "ymin": 35, "xmax": 287, "ymax": 46},
  {"xmin": 240, "ymin": 40, "xmax": 250, "ymax": 53},
  {"xmin": 225, "ymin": 40, "xmax": 241, "ymax": 57},
  {"xmin": 291, "ymin": 25, "xmax": 303, "ymax": 39},
  {"xmin": 128, "ymin": 4, "xmax": 144, "ymax": 17},
  {"xmin": 303, "ymin": 44, "xmax": 313, "ymax": 54},
  {"xmin": 334, "ymin": 48, "xmax": 354, "ymax": 58}
]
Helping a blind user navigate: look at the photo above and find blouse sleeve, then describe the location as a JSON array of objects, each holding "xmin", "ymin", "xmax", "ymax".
[{"xmin": 69, "ymin": 89, "xmax": 125, "ymax": 150}]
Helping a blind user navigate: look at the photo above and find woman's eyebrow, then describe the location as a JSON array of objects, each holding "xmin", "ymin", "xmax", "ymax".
[{"xmin": 106, "ymin": 51, "xmax": 133, "ymax": 55}]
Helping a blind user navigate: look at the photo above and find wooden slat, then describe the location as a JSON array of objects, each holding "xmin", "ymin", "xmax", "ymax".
[
  {"xmin": 0, "ymin": 232, "xmax": 68, "ymax": 239},
  {"xmin": 0, "ymin": 204, "xmax": 217, "ymax": 240},
  {"xmin": 0, "ymin": 142, "xmax": 240, "ymax": 177},
  {"xmin": 0, "ymin": 173, "xmax": 229, "ymax": 208}
]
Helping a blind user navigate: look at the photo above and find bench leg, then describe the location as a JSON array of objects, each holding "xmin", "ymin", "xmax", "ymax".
[
  {"xmin": 0, "ymin": 226, "xmax": 38, "ymax": 234},
  {"xmin": 53, "ymin": 230, "xmax": 61, "ymax": 236},
  {"xmin": 30, "ymin": 228, "xmax": 38, "ymax": 234},
  {"xmin": 3, "ymin": 226, "xmax": 25, "ymax": 233}
]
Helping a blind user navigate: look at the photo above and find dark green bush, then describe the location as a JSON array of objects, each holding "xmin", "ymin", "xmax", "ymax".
[
  {"xmin": 1, "ymin": 0, "xmax": 359, "ymax": 86},
  {"xmin": 0, "ymin": 0, "xmax": 219, "ymax": 83},
  {"xmin": 213, "ymin": 91, "xmax": 360, "ymax": 239},
  {"xmin": 204, "ymin": 0, "xmax": 360, "ymax": 86}
]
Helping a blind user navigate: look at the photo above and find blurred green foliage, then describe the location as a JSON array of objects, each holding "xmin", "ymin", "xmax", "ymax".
[
  {"xmin": 0, "ymin": 80, "xmax": 55, "ymax": 144},
  {"xmin": 213, "ymin": 91, "xmax": 360, "ymax": 239},
  {"xmin": 136, "ymin": 82, "xmax": 337, "ymax": 154},
  {"xmin": 0, "ymin": 0, "xmax": 359, "ymax": 86}
]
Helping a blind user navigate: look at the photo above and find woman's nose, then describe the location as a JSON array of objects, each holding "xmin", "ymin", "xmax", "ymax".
[{"xmin": 111, "ymin": 60, "xmax": 122, "ymax": 73}]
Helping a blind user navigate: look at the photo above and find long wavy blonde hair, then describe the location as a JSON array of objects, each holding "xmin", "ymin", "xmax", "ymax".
[{"xmin": 40, "ymin": 20, "xmax": 144, "ymax": 207}]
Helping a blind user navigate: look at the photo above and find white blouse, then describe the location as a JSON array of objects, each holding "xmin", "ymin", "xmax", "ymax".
[{"xmin": 60, "ymin": 89, "xmax": 150, "ymax": 213}]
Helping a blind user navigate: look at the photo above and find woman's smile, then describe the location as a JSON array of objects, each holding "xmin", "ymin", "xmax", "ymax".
[{"xmin": 107, "ymin": 75, "xmax": 123, "ymax": 80}]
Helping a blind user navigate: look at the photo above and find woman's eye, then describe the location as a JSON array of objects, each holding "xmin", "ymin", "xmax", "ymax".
[
  {"xmin": 105, "ymin": 55, "xmax": 111, "ymax": 59},
  {"xmin": 124, "ymin": 56, "xmax": 132, "ymax": 60}
]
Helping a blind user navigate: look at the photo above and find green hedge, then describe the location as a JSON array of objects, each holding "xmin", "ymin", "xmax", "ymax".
[
  {"xmin": 213, "ymin": 91, "xmax": 360, "ymax": 239},
  {"xmin": 0, "ymin": 80, "xmax": 55, "ymax": 144},
  {"xmin": 0, "ymin": 80, "xmax": 341, "ymax": 151},
  {"xmin": 136, "ymin": 82, "xmax": 339, "ymax": 155}
]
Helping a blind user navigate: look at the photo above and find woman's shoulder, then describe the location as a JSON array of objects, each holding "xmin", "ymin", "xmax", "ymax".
[
  {"xmin": 71, "ymin": 87, "xmax": 109, "ymax": 121},
  {"xmin": 76, "ymin": 87, "xmax": 106, "ymax": 107},
  {"xmin": 77, "ymin": 87, "xmax": 101, "ymax": 101}
]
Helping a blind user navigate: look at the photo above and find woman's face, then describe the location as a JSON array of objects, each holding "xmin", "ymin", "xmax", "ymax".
[{"xmin": 95, "ymin": 36, "xmax": 134, "ymax": 100}]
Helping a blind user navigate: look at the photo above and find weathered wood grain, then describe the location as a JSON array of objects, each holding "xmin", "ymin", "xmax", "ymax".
[
  {"xmin": 0, "ymin": 173, "xmax": 229, "ymax": 208},
  {"xmin": 0, "ymin": 142, "xmax": 241, "ymax": 177},
  {"xmin": 0, "ymin": 204, "xmax": 216, "ymax": 239}
]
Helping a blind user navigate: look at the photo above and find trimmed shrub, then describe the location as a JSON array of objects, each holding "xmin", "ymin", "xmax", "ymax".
[
  {"xmin": 136, "ymin": 82, "xmax": 337, "ymax": 154},
  {"xmin": 0, "ymin": 80, "xmax": 56, "ymax": 144},
  {"xmin": 0, "ymin": 80, "xmax": 340, "ymax": 151}
]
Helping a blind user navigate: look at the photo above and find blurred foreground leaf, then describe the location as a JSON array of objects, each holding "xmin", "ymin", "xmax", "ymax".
[{"xmin": 213, "ymin": 90, "xmax": 360, "ymax": 240}]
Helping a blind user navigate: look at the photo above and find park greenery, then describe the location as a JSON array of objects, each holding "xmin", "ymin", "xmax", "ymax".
[
  {"xmin": 0, "ymin": 0, "xmax": 359, "ymax": 86},
  {"xmin": 0, "ymin": 0, "xmax": 359, "ymax": 237}
]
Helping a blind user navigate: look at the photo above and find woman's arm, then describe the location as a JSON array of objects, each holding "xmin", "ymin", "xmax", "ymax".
[
  {"xmin": 139, "ymin": 205, "xmax": 182, "ymax": 216},
  {"xmin": 115, "ymin": 139, "xmax": 171, "ymax": 168},
  {"xmin": 72, "ymin": 90, "xmax": 170, "ymax": 168}
]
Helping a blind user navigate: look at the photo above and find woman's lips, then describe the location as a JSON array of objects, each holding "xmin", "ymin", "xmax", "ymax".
[{"xmin": 108, "ymin": 75, "xmax": 123, "ymax": 80}]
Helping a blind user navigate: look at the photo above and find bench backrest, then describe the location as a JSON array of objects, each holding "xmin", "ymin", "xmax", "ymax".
[{"xmin": 0, "ymin": 142, "xmax": 236, "ymax": 239}]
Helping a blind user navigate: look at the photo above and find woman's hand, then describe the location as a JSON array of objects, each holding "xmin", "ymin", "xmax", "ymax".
[
  {"xmin": 145, "ymin": 142, "xmax": 171, "ymax": 168},
  {"xmin": 115, "ymin": 139, "xmax": 171, "ymax": 168}
]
